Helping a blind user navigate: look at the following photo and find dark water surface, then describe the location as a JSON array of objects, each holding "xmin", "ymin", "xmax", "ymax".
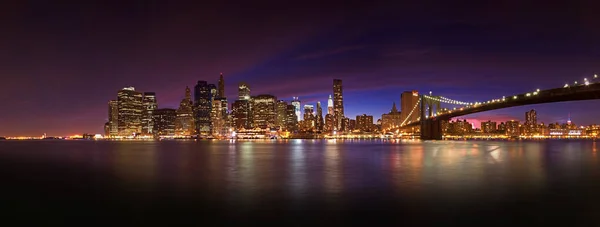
[{"xmin": 1, "ymin": 140, "xmax": 600, "ymax": 225}]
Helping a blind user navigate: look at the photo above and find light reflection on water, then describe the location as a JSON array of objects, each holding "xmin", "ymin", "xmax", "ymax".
[{"xmin": 2, "ymin": 139, "xmax": 599, "ymax": 214}]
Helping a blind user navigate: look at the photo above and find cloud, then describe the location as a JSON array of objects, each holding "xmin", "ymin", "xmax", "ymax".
[
  {"xmin": 295, "ymin": 45, "xmax": 367, "ymax": 60},
  {"xmin": 383, "ymin": 48, "xmax": 433, "ymax": 57}
]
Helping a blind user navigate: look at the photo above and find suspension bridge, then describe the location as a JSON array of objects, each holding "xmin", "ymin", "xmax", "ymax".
[{"xmin": 391, "ymin": 75, "xmax": 600, "ymax": 140}]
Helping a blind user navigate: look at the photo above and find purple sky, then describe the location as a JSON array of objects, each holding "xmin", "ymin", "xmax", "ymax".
[{"xmin": 1, "ymin": 1, "xmax": 600, "ymax": 136}]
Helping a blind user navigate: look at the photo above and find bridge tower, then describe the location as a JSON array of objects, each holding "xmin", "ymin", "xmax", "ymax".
[{"xmin": 420, "ymin": 95, "xmax": 443, "ymax": 140}]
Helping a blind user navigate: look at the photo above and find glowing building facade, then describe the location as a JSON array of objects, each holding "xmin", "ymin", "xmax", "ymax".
[
  {"xmin": 291, "ymin": 97, "xmax": 301, "ymax": 121},
  {"xmin": 333, "ymin": 79, "xmax": 344, "ymax": 131},
  {"xmin": 141, "ymin": 92, "xmax": 157, "ymax": 135},
  {"xmin": 117, "ymin": 87, "xmax": 143, "ymax": 136},
  {"xmin": 175, "ymin": 87, "xmax": 194, "ymax": 136}
]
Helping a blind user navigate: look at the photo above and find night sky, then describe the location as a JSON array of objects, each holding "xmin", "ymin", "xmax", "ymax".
[{"xmin": 2, "ymin": 1, "xmax": 600, "ymax": 136}]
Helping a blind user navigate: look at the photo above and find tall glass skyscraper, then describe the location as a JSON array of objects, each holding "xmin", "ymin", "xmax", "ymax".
[
  {"xmin": 333, "ymin": 79, "xmax": 344, "ymax": 131},
  {"xmin": 291, "ymin": 97, "xmax": 301, "ymax": 121},
  {"xmin": 117, "ymin": 87, "xmax": 143, "ymax": 136},
  {"xmin": 194, "ymin": 81, "xmax": 215, "ymax": 135},
  {"xmin": 142, "ymin": 92, "xmax": 157, "ymax": 135}
]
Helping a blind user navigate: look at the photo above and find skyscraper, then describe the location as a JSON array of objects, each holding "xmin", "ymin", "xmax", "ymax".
[
  {"xmin": 175, "ymin": 87, "xmax": 194, "ymax": 136},
  {"xmin": 238, "ymin": 82, "xmax": 250, "ymax": 100},
  {"xmin": 117, "ymin": 87, "xmax": 143, "ymax": 136},
  {"xmin": 142, "ymin": 92, "xmax": 157, "ymax": 135},
  {"xmin": 218, "ymin": 73, "xmax": 225, "ymax": 98},
  {"xmin": 152, "ymin": 108, "xmax": 176, "ymax": 136},
  {"xmin": 525, "ymin": 109, "xmax": 537, "ymax": 125},
  {"xmin": 108, "ymin": 100, "xmax": 118, "ymax": 136},
  {"xmin": 333, "ymin": 79, "xmax": 344, "ymax": 131},
  {"xmin": 524, "ymin": 109, "xmax": 537, "ymax": 135},
  {"xmin": 303, "ymin": 104, "xmax": 315, "ymax": 131},
  {"xmin": 252, "ymin": 94, "xmax": 277, "ymax": 129},
  {"xmin": 194, "ymin": 81, "xmax": 215, "ymax": 135},
  {"xmin": 211, "ymin": 98, "xmax": 227, "ymax": 136},
  {"xmin": 316, "ymin": 101, "xmax": 324, "ymax": 131},
  {"xmin": 325, "ymin": 113, "xmax": 334, "ymax": 132},
  {"xmin": 291, "ymin": 97, "xmax": 301, "ymax": 121},
  {"xmin": 327, "ymin": 94, "xmax": 333, "ymax": 115},
  {"xmin": 400, "ymin": 91, "xmax": 420, "ymax": 124},
  {"xmin": 276, "ymin": 100, "xmax": 288, "ymax": 129},
  {"xmin": 285, "ymin": 104, "xmax": 298, "ymax": 132},
  {"xmin": 232, "ymin": 100, "xmax": 251, "ymax": 129},
  {"xmin": 381, "ymin": 102, "xmax": 402, "ymax": 131}
]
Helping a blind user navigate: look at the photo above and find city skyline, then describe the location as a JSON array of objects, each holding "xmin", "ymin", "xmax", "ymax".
[{"xmin": 2, "ymin": 1, "xmax": 600, "ymax": 136}]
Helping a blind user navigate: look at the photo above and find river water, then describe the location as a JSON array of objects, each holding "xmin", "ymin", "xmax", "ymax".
[{"xmin": 1, "ymin": 140, "xmax": 599, "ymax": 225}]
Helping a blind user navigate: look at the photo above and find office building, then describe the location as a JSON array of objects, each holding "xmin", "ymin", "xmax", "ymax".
[
  {"xmin": 232, "ymin": 100, "xmax": 251, "ymax": 129},
  {"xmin": 285, "ymin": 104, "xmax": 298, "ymax": 132},
  {"xmin": 194, "ymin": 81, "xmax": 215, "ymax": 135},
  {"xmin": 356, "ymin": 114, "xmax": 374, "ymax": 132},
  {"xmin": 175, "ymin": 87, "xmax": 195, "ymax": 136},
  {"xmin": 252, "ymin": 95, "xmax": 277, "ymax": 129},
  {"xmin": 211, "ymin": 98, "xmax": 227, "ymax": 136},
  {"xmin": 316, "ymin": 101, "xmax": 324, "ymax": 131},
  {"xmin": 108, "ymin": 100, "xmax": 118, "ymax": 136},
  {"xmin": 333, "ymin": 79, "xmax": 344, "ymax": 131},
  {"xmin": 291, "ymin": 97, "xmax": 301, "ymax": 121},
  {"xmin": 505, "ymin": 120, "xmax": 520, "ymax": 136},
  {"xmin": 141, "ymin": 92, "xmax": 157, "ymax": 135},
  {"xmin": 152, "ymin": 108, "xmax": 176, "ymax": 136},
  {"xmin": 524, "ymin": 109, "xmax": 537, "ymax": 135},
  {"xmin": 218, "ymin": 73, "xmax": 225, "ymax": 98},
  {"xmin": 400, "ymin": 91, "xmax": 420, "ymax": 124},
  {"xmin": 381, "ymin": 102, "xmax": 402, "ymax": 131},
  {"xmin": 327, "ymin": 94, "xmax": 333, "ymax": 115},
  {"xmin": 117, "ymin": 87, "xmax": 143, "ymax": 136},
  {"xmin": 481, "ymin": 120, "xmax": 497, "ymax": 133},
  {"xmin": 276, "ymin": 100, "xmax": 288, "ymax": 129},
  {"xmin": 303, "ymin": 104, "xmax": 315, "ymax": 131},
  {"xmin": 348, "ymin": 119, "xmax": 356, "ymax": 131},
  {"xmin": 238, "ymin": 82, "xmax": 250, "ymax": 100},
  {"xmin": 325, "ymin": 113, "xmax": 334, "ymax": 132}
]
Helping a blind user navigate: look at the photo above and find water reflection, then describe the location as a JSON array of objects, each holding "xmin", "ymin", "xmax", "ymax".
[{"xmin": 324, "ymin": 142, "xmax": 343, "ymax": 194}]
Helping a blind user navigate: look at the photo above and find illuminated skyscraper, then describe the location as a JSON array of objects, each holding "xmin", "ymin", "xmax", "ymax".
[
  {"xmin": 252, "ymin": 94, "xmax": 277, "ymax": 129},
  {"xmin": 400, "ymin": 91, "xmax": 420, "ymax": 124},
  {"xmin": 142, "ymin": 92, "xmax": 157, "ymax": 135},
  {"xmin": 152, "ymin": 108, "xmax": 176, "ymax": 136},
  {"xmin": 211, "ymin": 98, "xmax": 227, "ymax": 136},
  {"xmin": 276, "ymin": 100, "xmax": 288, "ymax": 129},
  {"xmin": 194, "ymin": 81, "xmax": 215, "ymax": 135},
  {"xmin": 325, "ymin": 113, "xmax": 334, "ymax": 132},
  {"xmin": 303, "ymin": 104, "xmax": 315, "ymax": 131},
  {"xmin": 524, "ymin": 109, "xmax": 537, "ymax": 135},
  {"xmin": 291, "ymin": 97, "xmax": 301, "ymax": 121},
  {"xmin": 175, "ymin": 87, "xmax": 194, "ymax": 136},
  {"xmin": 333, "ymin": 79, "xmax": 344, "ymax": 131},
  {"xmin": 108, "ymin": 100, "xmax": 118, "ymax": 136},
  {"xmin": 117, "ymin": 87, "xmax": 143, "ymax": 136},
  {"xmin": 218, "ymin": 73, "xmax": 225, "ymax": 98},
  {"xmin": 238, "ymin": 82, "xmax": 251, "ymax": 100},
  {"xmin": 285, "ymin": 104, "xmax": 298, "ymax": 132},
  {"xmin": 381, "ymin": 102, "xmax": 402, "ymax": 131},
  {"xmin": 327, "ymin": 94, "xmax": 333, "ymax": 115},
  {"xmin": 232, "ymin": 100, "xmax": 251, "ymax": 129},
  {"xmin": 316, "ymin": 101, "xmax": 324, "ymax": 131}
]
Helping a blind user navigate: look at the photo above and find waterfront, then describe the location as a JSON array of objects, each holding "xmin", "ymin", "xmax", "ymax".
[{"xmin": 1, "ymin": 140, "xmax": 600, "ymax": 225}]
